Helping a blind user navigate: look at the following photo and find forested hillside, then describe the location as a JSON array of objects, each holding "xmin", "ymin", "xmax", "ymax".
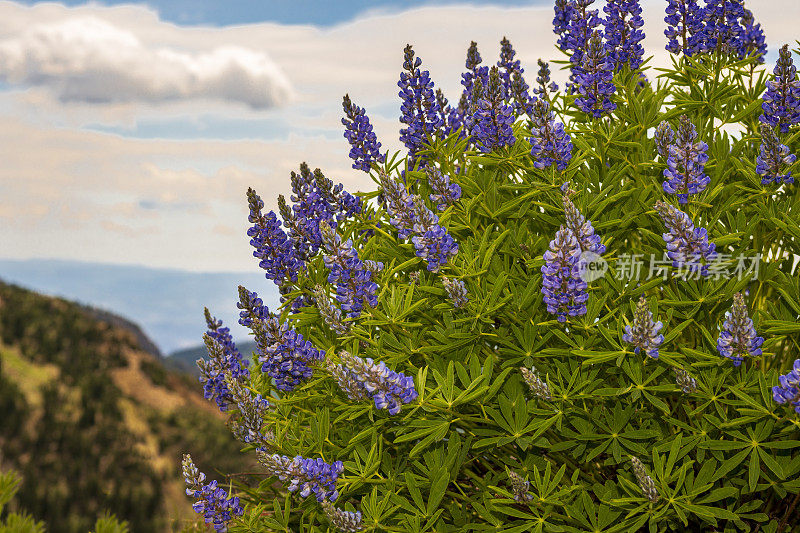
[{"xmin": 0, "ymin": 280, "xmax": 250, "ymax": 532}]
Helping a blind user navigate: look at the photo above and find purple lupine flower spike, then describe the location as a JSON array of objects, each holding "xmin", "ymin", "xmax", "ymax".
[
  {"xmin": 435, "ymin": 89, "xmax": 460, "ymax": 137},
  {"xmin": 409, "ymin": 196, "xmax": 459, "ymax": 272},
  {"xmin": 541, "ymin": 226, "xmax": 588, "ymax": 323},
  {"xmin": 562, "ymin": 0, "xmax": 603, "ymax": 90},
  {"xmin": 529, "ymin": 99, "xmax": 573, "ymax": 171},
  {"xmin": 279, "ymin": 164, "xmax": 362, "ymax": 262},
  {"xmin": 342, "ymin": 94, "xmax": 385, "ymax": 173},
  {"xmin": 772, "ymin": 359, "xmax": 800, "ymax": 415},
  {"xmin": 716, "ymin": 292, "xmax": 764, "ymax": 367},
  {"xmin": 674, "ymin": 368, "xmax": 697, "ymax": 393},
  {"xmin": 574, "ymin": 31, "xmax": 617, "ymax": 118},
  {"xmin": 498, "ymin": 37, "xmax": 534, "ymax": 115},
  {"xmin": 319, "ymin": 220, "xmax": 379, "ymax": 318},
  {"xmin": 323, "ymin": 501, "xmax": 364, "ymax": 532},
  {"xmin": 225, "ymin": 375, "xmax": 272, "ymax": 446},
  {"xmin": 654, "ymin": 121, "xmax": 676, "ymax": 160},
  {"xmin": 654, "ymin": 201, "xmax": 717, "ymax": 276},
  {"xmin": 313, "ymin": 285, "xmax": 349, "ymax": 335},
  {"xmin": 756, "ymin": 124, "xmax": 796, "ymax": 186},
  {"xmin": 198, "ymin": 309, "xmax": 250, "ymax": 412},
  {"xmin": 398, "ymin": 44, "xmax": 443, "ymax": 165},
  {"xmin": 760, "ymin": 44, "xmax": 800, "ymax": 134},
  {"xmin": 603, "ymin": 0, "xmax": 645, "ymax": 72},
  {"xmin": 553, "ymin": 0, "xmax": 576, "ymax": 51},
  {"xmin": 507, "ymin": 470, "xmax": 535, "ymax": 503},
  {"xmin": 700, "ymin": 0, "xmax": 746, "ymax": 57},
  {"xmin": 182, "ymin": 455, "xmax": 244, "ymax": 532},
  {"xmin": 331, "ymin": 351, "xmax": 419, "ymax": 415},
  {"xmin": 622, "ymin": 296, "xmax": 664, "ymax": 359},
  {"xmin": 472, "ymin": 66, "xmax": 516, "ymax": 152},
  {"xmin": 247, "ymin": 187, "xmax": 303, "ymax": 285},
  {"xmin": 740, "ymin": 8, "xmax": 766, "ymax": 63},
  {"xmin": 497, "ymin": 37, "xmax": 521, "ymax": 99},
  {"xmin": 426, "ymin": 165, "xmax": 461, "ymax": 210},
  {"xmin": 533, "ymin": 59, "xmax": 558, "ymax": 99},
  {"xmin": 662, "ymin": 115, "xmax": 710, "ymax": 204},
  {"xmin": 238, "ymin": 285, "xmax": 325, "ymax": 392},
  {"xmin": 258, "ymin": 453, "xmax": 344, "ymax": 502},
  {"xmin": 379, "ymin": 171, "xmax": 459, "ymax": 272},
  {"xmin": 460, "ymin": 41, "xmax": 490, "ymax": 121},
  {"xmin": 563, "ymin": 194, "xmax": 605, "ymax": 255},
  {"xmin": 664, "ymin": 0, "xmax": 705, "ymax": 56},
  {"xmin": 442, "ymin": 276, "xmax": 468, "ymax": 308}
]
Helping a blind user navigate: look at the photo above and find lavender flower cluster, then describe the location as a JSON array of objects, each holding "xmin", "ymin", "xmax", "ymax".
[
  {"xmin": 330, "ymin": 351, "xmax": 418, "ymax": 415},
  {"xmin": 258, "ymin": 452, "xmax": 344, "ymax": 502},
  {"xmin": 380, "ymin": 171, "xmax": 459, "ymax": 272},
  {"xmin": 398, "ymin": 45, "xmax": 443, "ymax": 164},
  {"xmin": 663, "ymin": 0, "xmax": 766, "ymax": 61},
  {"xmin": 472, "ymin": 66, "xmax": 516, "ymax": 152},
  {"xmin": 182, "ymin": 455, "xmax": 243, "ymax": 532},
  {"xmin": 654, "ymin": 201, "xmax": 717, "ymax": 276},
  {"xmin": 622, "ymin": 296, "xmax": 664, "ymax": 359},
  {"xmin": 320, "ymin": 220, "xmax": 380, "ymax": 318},
  {"xmin": 773, "ymin": 360, "xmax": 800, "ymax": 415},
  {"xmin": 660, "ymin": 116, "xmax": 711, "ymax": 204},
  {"xmin": 198, "ymin": 310, "xmax": 250, "ymax": 412},
  {"xmin": 541, "ymin": 195, "xmax": 604, "ymax": 323},
  {"xmin": 760, "ymin": 44, "xmax": 800, "ymax": 134},
  {"xmin": 529, "ymin": 99, "xmax": 573, "ymax": 171},
  {"xmin": 716, "ymin": 292, "xmax": 764, "ymax": 367},
  {"xmin": 342, "ymin": 94, "xmax": 385, "ymax": 172},
  {"xmin": 238, "ymin": 286, "xmax": 325, "ymax": 392}
]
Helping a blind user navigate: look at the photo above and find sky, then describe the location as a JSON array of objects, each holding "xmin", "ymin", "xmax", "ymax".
[{"xmin": 1, "ymin": 0, "xmax": 799, "ymax": 273}]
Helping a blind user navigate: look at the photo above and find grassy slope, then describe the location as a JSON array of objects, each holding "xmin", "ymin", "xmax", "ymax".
[{"xmin": 0, "ymin": 281, "xmax": 250, "ymax": 532}]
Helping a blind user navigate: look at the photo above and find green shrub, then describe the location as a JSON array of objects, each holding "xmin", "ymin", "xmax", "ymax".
[{"xmin": 185, "ymin": 6, "xmax": 800, "ymax": 532}]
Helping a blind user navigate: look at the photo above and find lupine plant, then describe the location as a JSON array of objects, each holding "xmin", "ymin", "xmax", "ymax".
[{"xmin": 183, "ymin": 1, "xmax": 800, "ymax": 531}]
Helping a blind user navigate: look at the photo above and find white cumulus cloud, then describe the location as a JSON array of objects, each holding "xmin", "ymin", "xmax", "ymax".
[{"xmin": 0, "ymin": 16, "xmax": 294, "ymax": 108}]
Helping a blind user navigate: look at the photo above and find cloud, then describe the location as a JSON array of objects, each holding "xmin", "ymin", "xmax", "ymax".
[
  {"xmin": 0, "ymin": 15, "xmax": 294, "ymax": 108},
  {"xmin": 1, "ymin": 0, "xmax": 800, "ymax": 274}
]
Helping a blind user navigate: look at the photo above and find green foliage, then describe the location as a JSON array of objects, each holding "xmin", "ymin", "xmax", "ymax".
[
  {"xmin": 92, "ymin": 513, "xmax": 130, "ymax": 533},
  {"xmin": 0, "ymin": 469, "xmax": 45, "ymax": 533},
  {"xmin": 206, "ymin": 46, "xmax": 800, "ymax": 532}
]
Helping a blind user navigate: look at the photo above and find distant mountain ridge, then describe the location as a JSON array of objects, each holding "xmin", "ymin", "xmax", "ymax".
[{"xmin": 0, "ymin": 258, "xmax": 278, "ymax": 353}]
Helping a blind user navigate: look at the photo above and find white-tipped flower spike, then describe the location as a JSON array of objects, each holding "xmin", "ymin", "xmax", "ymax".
[
  {"xmin": 623, "ymin": 296, "xmax": 664, "ymax": 359},
  {"xmin": 323, "ymin": 500, "xmax": 364, "ymax": 532},
  {"xmin": 520, "ymin": 367, "xmax": 552, "ymax": 400},
  {"xmin": 507, "ymin": 470, "xmax": 534, "ymax": 503},
  {"xmin": 442, "ymin": 276, "xmax": 469, "ymax": 308},
  {"xmin": 674, "ymin": 367, "xmax": 697, "ymax": 393},
  {"xmin": 630, "ymin": 456, "xmax": 660, "ymax": 503},
  {"xmin": 716, "ymin": 292, "xmax": 764, "ymax": 367}
]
